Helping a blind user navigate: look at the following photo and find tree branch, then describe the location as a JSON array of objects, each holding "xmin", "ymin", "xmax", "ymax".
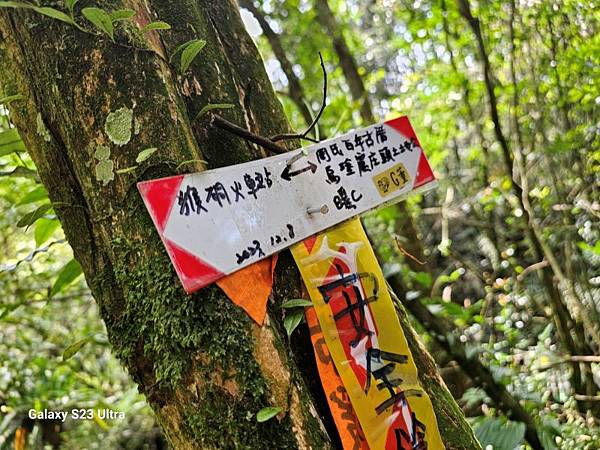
[{"xmin": 210, "ymin": 114, "xmax": 287, "ymax": 154}]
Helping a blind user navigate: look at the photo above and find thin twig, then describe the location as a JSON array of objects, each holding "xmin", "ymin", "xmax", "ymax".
[
  {"xmin": 270, "ymin": 52, "xmax": 327, "ymax": 143},
  {"xmin": 393, "ymin": 235, "xmax": 427, "ymax": 266},
  {"xmin": 535, "ymin": 355, "xmax": 600, "ymax": 372},
  {"xmin": 211, "ymin": 114, "xmax": 287, "ymax": 154},
  {"xmin": 516, "ymin": 260, "xmax": 549, "ymax": 282},
  {"xmin": 208, "ymin": 52, "xmax": 328, "ymax": 154},
  {"xmin": 574, "ymin": 394, "xmax": 600, "ymax": 402}
]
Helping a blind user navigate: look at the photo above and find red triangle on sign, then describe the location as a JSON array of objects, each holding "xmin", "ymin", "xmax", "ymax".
[
  {"xmin": 303, "ymin": 235, "xmax": 318, "ymax": 254},
  {"xmin": 164, "ymin": 239, "xmax": 224, "ymax": 293},
  {"xmin": 138, "ymin": 175, "xmax": 184, "ymax": 232},
  {"xmin": 384, "ymin": 115, "xmax": 422, "ymax": 148},
  {"xmin": 414, "ymin": 151, "xmax": 435, "ymax": 188},
  {"xmin": 385, "ymin": 115, "xmax": 435, "ymax": 188}
]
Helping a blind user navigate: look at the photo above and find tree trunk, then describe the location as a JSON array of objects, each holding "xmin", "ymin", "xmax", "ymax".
[
  {"xmin": 0, "ymin": 2, "xmax": 331, "ymax": 448},
  {"xmin": 1, "ymin": 1, "xmax": 479, "ymax": 448}
]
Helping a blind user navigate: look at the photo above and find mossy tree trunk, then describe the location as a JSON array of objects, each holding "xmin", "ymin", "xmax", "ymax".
[
  {"xmin": 1, "ymin": 1, "xmax": 479, "ymax": 448},
  {"xmin": 0, "ymin": 2, "xmax": 330, "ymax": 448}
]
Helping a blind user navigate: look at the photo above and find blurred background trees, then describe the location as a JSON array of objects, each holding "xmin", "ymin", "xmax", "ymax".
[{"xmin": 1, "ymin": 0, "xmax": 598, "ymax": 448}]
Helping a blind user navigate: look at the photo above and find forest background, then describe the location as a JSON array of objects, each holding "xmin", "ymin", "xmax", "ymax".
[{"xmin": 0, "ymin": 0, "xmax": 598, "ymax": 449}]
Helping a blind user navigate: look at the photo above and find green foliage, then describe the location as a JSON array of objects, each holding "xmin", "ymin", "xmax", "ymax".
[
  {"xmin": 194, "ymin": 102, "xmax": 235, "ymax": 120},
  {"xmin": 18, "ymin": 185, "xmax": 48, "ymax": 205},
  {"xmin": 135, "ymin": 147, "xmax": 157, "ymax": 163},
  {"xmin": 0, "ymin": 94, "xmax": 23, "ymax": 105},
  {"xmin": 249, "ymin": 0, "xmax": 600, "ymax": 446},
  {"xmin": 0, "ymin": 128, "xmax": 26, "ymax": 156},
  {"xmin": 16, "ymin": 203, "xmax": 52, "ymax": 229},
  {"xmin": 34, "ymin": 217, "xmax": 59, "ymax": 247},
  {"xmin": 256, "ymin": 406, "xmax": 282, "ymax": 422},
  {"xmin": 1, "ymin": 0, "xmax": 599, "ymax": 447},
  {"xmin": 115, "ymin": 165, "xmax": 137, "ymax": 174},
  {"xmin": 62, "ymin": 335, "xmax": 93, "ymax": 361},
  {"xmin": 0, "ymin": 1, "xmax": 77, "ymax": 26},
  {"xmin": 141, "ymin": 21, "xmax": 171, "ymax": 32},
  {"xmin": 283, "ymin": 310, "xmax": 303, "ymax": 337},
  {"xmin": 180, "ymin": 39, "xmax": 207, "ymax": 72},
  {"xmin": 82, "ymin": 7, "xmax": 114, "ymax": 40},
  {"xmin": 172, "ymin": 39, "xmax": 207, "ymax": 72},
  {"xmin": 280, "ymin": 299, "xmax": 313, "ymax": 308},
  {"xmin": 109, "ymin": 9, "xmax": 135, "ymax": 22},
  {"xmin": 50, "ymin": 258, "xmax": 82, "ymax": 297},
  {"xmin": 474, "ymin": 417, "xmax": 525, "ymax": 450},
  {"xmin": 64, "ymin": 0, "xmax": 78, "ymax": 14}
]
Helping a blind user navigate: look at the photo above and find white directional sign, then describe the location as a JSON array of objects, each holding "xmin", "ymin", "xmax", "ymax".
[{"xmin": 138, "ymin": 116, "xmax": 436, "ymax": 293}]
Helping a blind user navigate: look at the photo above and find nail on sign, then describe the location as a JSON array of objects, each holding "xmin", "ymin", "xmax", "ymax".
[{"xmin": 138, "ymin": 116, "xmax": 436, "ymax": 293}]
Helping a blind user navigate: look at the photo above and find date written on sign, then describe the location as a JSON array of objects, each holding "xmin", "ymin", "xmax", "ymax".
[{"xmin": 137, "ymin": 116, "xmax": 436, "ymax": 293}]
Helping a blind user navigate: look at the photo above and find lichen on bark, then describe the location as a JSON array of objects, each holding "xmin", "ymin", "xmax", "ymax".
[{"xmin": 105, "ymin": 106, "xmax": 133, "ymax": 146}]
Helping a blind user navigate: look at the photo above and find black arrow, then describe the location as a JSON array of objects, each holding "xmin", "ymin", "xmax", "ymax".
[{"xmin": 280, "ymin": 160, "xmax": 318, "ymax": 181}]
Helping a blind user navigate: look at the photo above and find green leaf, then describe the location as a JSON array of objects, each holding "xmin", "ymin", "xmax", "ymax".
[
  {"xmin": 281, "ymin": 299, "xmax": 313, "ymax": 309},
  {"xmin": 51, "ymin": 258, "xmax": 83, "ymax": 297},
  {"xmin": 460, "ymin": 387, "xmax": 489, "ymax": 409},
  {"xmin": 65, "ymin": 0, "xmax": 78, "ymax": 13},
  {"xmin": 283, "ymin": 310, "xmax": 304, "ymax": 337},
  {"xmin": 175, "ymin": 159, "xmax": 208, "ymax": 171},
  {"xmin": 578, "ymin": 240, "xmax": 600, "ymax": 255},
  {"xmin": 18, "ymin": 186, "xmax": 49, "ymax": 205},
  {"xmin": 256, "ymin": 406, "xmax": 282, "ymax": 423},
  {"xmin": 0, "ymin": 1, "xmax": 29, "ymax": 8},
  {"xmin": 0, "ymin": 303, "xmax": 23, "ymax": 320},
  {"xmin": 436, "ymin": 269, "xmax": 462, "ymax": 285},
  {"xmin": 17, "ymin": 203, "xmax": 52, "ymax": 230},
  {"xmin": 412, "ymin": 271, "xmax": 432, "ymax": 288},
  {"xmin": 92, "ymin": 409, "xmax": 110, "ymax": 430},
  {"xmin": 180, "ymin": 39, "xmax": 206, "ymax": 72},
  {"xmin": 0, "ymin": 2, "xmax": 76, "ymax": 25},
  {"xmin": 135, "ymin": 147, "xmax": 157, "ymax": 163},
  {"xmin": 110, "ymin": 9, "xmax": 135, "ymax": 21},
  {"xmin": 170, "ymin": 41, "xmax": 192, "ymax": 62},
  {"xmin": 33, "ymin": 6, "xmax": 76, "ymax": 25},
  {"xmin": 82, "ymin": 7, "xmax": 114, "ymax": 40},
  {"xmin": 2, "ymin": 166, "xmax": 38, "ymax": 180},
  {"xmin": 0, "ymin": 128, "xmax": 26, "ymax": 157},
  {"xmin": 34, "ymin": 218, "xmax": 60, "ymax": 247},
  {"xmin": 194, "ymin": 103, "xmax": 235, "ymax": 120},
  {"xmin": 539, "ymin": 417, "xmax": 561, "ymax": 450},
  {"xmin": 0, "ymin": 94, "xmax": 23, "ymax": 105},
  {"xmin": 115, "ymin": 165, "xmax": 138, "ymax": 174},
  {"xmin": 141, "ymin": 21, "xmax": 171, "ymax": 32},
  {"xmin": 62, "ymin": 335, "xmax": 92, "ymax": 361},
  {"xmin": 474, "ymin": 417, "xmax": 525, "ymax": 450}
]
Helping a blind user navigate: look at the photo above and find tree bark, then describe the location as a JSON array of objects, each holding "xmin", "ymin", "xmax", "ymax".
[
  {"xmin": 0, "ymin": 2, "xmax": 331, "ymax": 448},
  {"xmin": 1, "ymin": 1, "xmax": 479, "ymax": 448}
]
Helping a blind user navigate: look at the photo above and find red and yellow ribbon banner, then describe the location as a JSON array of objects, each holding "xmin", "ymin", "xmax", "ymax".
[{"xmin": 292, "ymin": 218, "xmax": 444, "ymax": 450}]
